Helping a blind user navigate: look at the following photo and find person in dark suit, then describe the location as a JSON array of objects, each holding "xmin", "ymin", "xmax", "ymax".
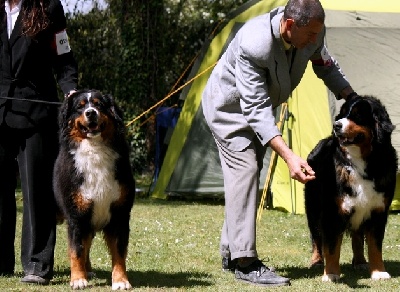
[
  {"xmin": 202, "ymin": 0, "xmax": 356, "ymax": 287},
  {"xmin": 0, "ymin": 0, "xmax": 77, "ymax": 285}
]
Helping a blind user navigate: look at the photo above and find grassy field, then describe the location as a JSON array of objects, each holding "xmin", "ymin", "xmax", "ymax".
[{"xmin": 2, "ymin": 194, "xmax": 400, "ymax": 291}]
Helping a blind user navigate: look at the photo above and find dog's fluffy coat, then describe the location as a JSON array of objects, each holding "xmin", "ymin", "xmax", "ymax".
[
  {"xmin": 53, "ymin": 89, "xmax": 135, "ymax": 290},
  {"xmin": 304, "ymin": 95, "xmax": 398, "ymax": 282}
]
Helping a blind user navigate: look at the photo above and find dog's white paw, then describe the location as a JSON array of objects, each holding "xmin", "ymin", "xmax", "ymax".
[
  {"xmin": 322, "ymin": 274, "xmax": 340, "ymax": 282},
  {"xmin": 70, "ymin": 278, "xmax": 88, "ymax": 289},
  {"xmin": 371, "ymin": 271, "xmax": 391, "ymax": 280},
  {"xmin": 112, "ymin": 280, "xmax": 132, "ymax": 290}
]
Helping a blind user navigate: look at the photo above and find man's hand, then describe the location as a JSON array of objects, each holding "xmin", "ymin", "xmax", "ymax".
[
  {"xmin": 285, "ymin": 153, "xmax": 316, "ymax": 183},
  {"xmin": 64, "ymin": 89, "xmax": 77, "ymax": 99},
  {"xmin": 268, "ymin": 135, "xmax": 315, "ymax": 184},
  {"xmin": 339, "ymin": 86, "xmax": 357, "ymax": 101}
]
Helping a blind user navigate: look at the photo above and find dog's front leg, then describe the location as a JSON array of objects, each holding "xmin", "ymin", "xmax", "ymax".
[
  {"xmin": 69, "ymin": 235, "xmax": 93, "ymax": 289},
  {"xmin": 104, "ymin": 230, "xmax": 132, "ymax": 290},
  {"xmin": 322, "ymin": 233, "xmax": 343, "ymax": 282},
  {"xmin": 366, "ymin": 229, "xmax": 390, "ymax": 280}
]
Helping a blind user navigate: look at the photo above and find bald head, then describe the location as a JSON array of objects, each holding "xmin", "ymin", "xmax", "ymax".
[{"xmin": 284, "ymin": 0, "xmax": 325, "ymax": 27}]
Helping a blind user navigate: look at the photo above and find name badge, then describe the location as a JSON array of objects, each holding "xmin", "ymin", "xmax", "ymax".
[
  {"xmin": 55, "ymin": 30, "xmax": 71, "ymax": 55},
  {"xmin": 320, "ymin": 45, "xmax": 332, "ymax": 66}
]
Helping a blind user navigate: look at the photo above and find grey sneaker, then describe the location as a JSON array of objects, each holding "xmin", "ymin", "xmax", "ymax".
[
  {"xmin": 21, "ymin": 275, "xmax": 50, "ymax": 285},
  {"xmin": 222, "ymin": 257, "xmax": 238, "ymax": 272},
  {"xmin": 235, "ymin": 259, "xmax": 290, "ymax": 287}
]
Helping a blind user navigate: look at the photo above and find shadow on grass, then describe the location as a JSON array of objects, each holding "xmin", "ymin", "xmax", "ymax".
[
  {"xmin": 51, "ymin": 268, "xmax": 213, "ymax": 289},
  {"xmin": 128, "ymin": 270, "xmax": 213, "ymax": 288},
  {"xmin": 136, "ymin": 197, "xmax": 225, "ymax": 207},
  {"xmin": 285, "ymin": 260, "xmax": 400, "ymax": 289},
  {"xmin": 52, "ymin": 261, "xmax": 400, "ymax": 289}
]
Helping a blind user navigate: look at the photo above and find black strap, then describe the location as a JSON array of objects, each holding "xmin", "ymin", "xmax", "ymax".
[{"xmin": 0, "ymin": 96, "xmax": 62, "ymax": 105}]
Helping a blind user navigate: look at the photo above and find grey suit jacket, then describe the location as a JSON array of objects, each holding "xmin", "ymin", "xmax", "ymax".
[{"xmin": 202, "ymin": 7, "xmax": 350, "ymax": 151}]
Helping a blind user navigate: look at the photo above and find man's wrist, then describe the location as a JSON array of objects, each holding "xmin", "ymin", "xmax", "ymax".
[{"xmin": 345, "ymin": 91, "xmax": 358, "ymax": 101}]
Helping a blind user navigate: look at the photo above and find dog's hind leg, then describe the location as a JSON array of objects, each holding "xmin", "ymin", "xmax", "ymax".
[
  {"xmin": 69, "ymin": 234, "xmax": 93, "ymax": 289},
  {"xmin": 306, "ymin": 211, "xmax": 324, "ymax": 267},
  {"xmin": 104, "ymin": 225, "xmax": 132, "ymax": 290},
  {"xmin": 322, "ymin": 233, "xmax": 343, "ymax": 282},
  {"xmin": 310, "ymin": 234, "xmax": 324, "ymax": 268},
  {"xmin": 85, "ymin": 234, "xmax": 96, "ymax": 279},
  {"xmin": 304, "ymin": 183, "xmax": 324, "ymax": 268},
  {"xmin": 351, "ymin": 230, "xmax": 368, "ymax": 270}
]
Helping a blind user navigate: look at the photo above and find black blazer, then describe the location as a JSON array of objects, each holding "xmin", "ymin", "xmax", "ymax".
[{"xmin": 0, "ymin": 0, "xmax": 78, "ymax": 128}]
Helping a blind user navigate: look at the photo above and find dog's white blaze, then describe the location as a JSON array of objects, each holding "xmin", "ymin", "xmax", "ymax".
[
  {"xmin": 84, "ymin": 98, "xmax": 101, "ymax": 138},
  {"xmin": 341, "ymin": 146, "xmax": 385, "ymax": 230},
  {"xmin": 74, "ymin": 137, "xmax": 120, "ymax": 230}
]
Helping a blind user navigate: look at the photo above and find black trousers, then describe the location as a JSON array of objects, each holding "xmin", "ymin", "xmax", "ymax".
[{"xmin": 0, "ymin": 124, "xmax": 58, "ymax": 278}]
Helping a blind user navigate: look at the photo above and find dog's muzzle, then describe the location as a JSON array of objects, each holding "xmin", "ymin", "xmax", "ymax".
[
  {"xmin": 333, "ymin": 121, "xmax": 343, "ymax": 135},
  {"xmin": 80, "ymin": 108, "xmax": 104, "ymax": 136},
  {"xmin": 334, "ymin": 120, "xmax": 365, "ymax": 145}
]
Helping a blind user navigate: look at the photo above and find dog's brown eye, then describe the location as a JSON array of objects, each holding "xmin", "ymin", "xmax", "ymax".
[
  {"xmin": 77, "ymin": 100, "xmax": 86, "ymax": 110},
  {"xmin": 92, "ymin": 98, "xmax": 101, "ymax": 107}
]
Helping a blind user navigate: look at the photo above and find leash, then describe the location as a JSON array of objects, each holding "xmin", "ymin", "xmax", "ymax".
[{"xmin": 0, "ymin": 96, "xmax": 62, "ymax": 106}]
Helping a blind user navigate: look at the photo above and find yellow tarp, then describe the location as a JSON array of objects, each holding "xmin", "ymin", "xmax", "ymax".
[
  {"xmin": 271, "ymin": 64, "xmax": 331, "ymax": 214},
  {"xmin": 321, "ymin": 0, "xmax": 400, "ymax": 12}
]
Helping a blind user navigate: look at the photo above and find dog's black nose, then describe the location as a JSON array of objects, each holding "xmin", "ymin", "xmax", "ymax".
[
  {"xmin": 85, "ymin": 109, "xmax": 97, "ymax": 119},
  {"xmin": 334, "ymin": 121, "xmax": 342, "ymax": 132}
]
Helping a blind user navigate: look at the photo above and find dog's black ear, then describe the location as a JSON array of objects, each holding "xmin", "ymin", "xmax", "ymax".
[
  {"xmin": 105, "ymin": 93, "xmax": 124, "ymax": 125},
  {"xmin": 374, "ymin": 113, "xmax": 395, "ymax": 143},
  {"xmin": 59, "ymin": 92, "xmax": 77, "ymax": 130},
  {"xmin": 370, "ymin": 98, "xmax": 395, "ymax": 143}
]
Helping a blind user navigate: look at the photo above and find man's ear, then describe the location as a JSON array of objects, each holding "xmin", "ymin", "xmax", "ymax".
[{"xmin": 285, "ymin": 18, "xmax": 295, "ymax": 30}]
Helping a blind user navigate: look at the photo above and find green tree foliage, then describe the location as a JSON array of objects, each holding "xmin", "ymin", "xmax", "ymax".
[{"xmin": 65, "ymin": 0, "xmax": 246, "ymax": 174}]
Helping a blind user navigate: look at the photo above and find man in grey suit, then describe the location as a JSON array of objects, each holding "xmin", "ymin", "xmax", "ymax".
[{"xmin": 202, "ymin": 0, "xmax": 356, "ymax": 287}]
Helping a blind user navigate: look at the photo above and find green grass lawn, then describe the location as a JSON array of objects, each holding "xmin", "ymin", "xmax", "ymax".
[{"xmin": 2, "ymin": 194, "xmax": 400, "ymax": 291}]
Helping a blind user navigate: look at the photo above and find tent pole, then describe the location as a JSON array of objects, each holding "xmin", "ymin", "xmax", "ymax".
[
  {"xmin": 257, "ymin": 102, "xmax": 288, "ymax": 222},
  {"xmin": 286, "ymin": 102, "xmax": 295, "ymax": 214}
]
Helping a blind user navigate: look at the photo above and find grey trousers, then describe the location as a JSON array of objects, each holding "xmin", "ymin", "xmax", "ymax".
[{"xmin": 215, "ymin": 136, "xmax": 267, "ymax": 260}]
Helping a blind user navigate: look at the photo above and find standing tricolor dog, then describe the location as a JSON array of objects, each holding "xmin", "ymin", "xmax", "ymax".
[
  {"xmin": 304, "ymin": 95, "xmax": 398, "ymax": 282},
  {"xmin": 53, "ymin": 89, "xmax": 135, "ymax": 290}
]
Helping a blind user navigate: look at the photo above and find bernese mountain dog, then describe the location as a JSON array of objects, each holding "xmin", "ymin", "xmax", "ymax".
[
  {"xmin": 53, "ymin": 89, "xmax": 135, "ymax": 290},
  {"xmin": 304, "ymin": 95, "xmax": 398, "ymax": 282}
]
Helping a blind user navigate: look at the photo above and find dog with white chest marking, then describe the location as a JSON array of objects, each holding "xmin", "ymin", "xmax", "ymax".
[
  {"xmin": 304, "ymin": 95, "xmax": 398, "ymax": 282},
  {"xmin": 53, "ymin": 89, "xmax": 135, "ymax": 290}
]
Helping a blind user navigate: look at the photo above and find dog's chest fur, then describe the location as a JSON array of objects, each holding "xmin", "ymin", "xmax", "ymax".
[
  {"xmin": 340, "ymin": 146, "xmax": 384, "ymax": 230},
  {"xmin": 73, "ymin": 137, "xmax": 120, "ymax": 230}
]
